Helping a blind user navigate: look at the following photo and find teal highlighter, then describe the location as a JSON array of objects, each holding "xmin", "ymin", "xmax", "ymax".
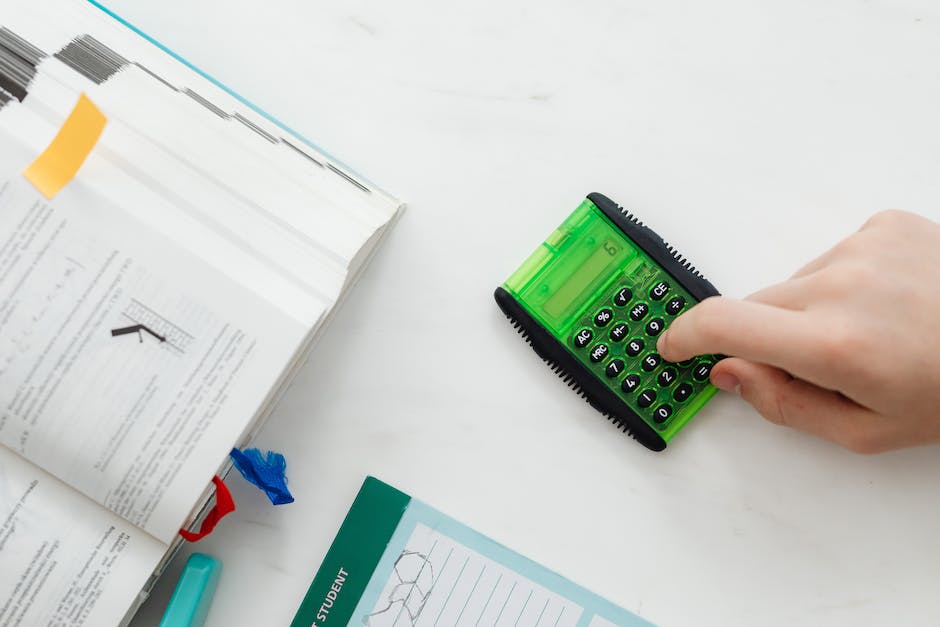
[{"xmin": 159, "ymin": 554, "xmax": 222, "ymax": 627}]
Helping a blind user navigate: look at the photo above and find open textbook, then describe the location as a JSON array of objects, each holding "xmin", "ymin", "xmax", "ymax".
[{"xmin": 0, "ymin": 1, "xmax": 403, "ymax": 625}]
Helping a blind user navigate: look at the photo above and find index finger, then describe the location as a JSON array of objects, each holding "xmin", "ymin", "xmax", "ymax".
[{"xmin": 656, "ymin": 297, "xmax": 838, "ymax": 387}]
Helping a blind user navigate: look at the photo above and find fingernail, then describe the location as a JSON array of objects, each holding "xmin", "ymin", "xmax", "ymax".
[{"xmin": 712, "ymin": 372, "xmax": 740, "ymax": 394}]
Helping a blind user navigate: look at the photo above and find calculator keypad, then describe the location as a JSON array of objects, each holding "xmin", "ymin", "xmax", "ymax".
[
  {"xmin": 594, "ymin": 308, "xmax": 613, "ymax": 327},
  {"xmin": 589, "ymin": 343, "xmax": 609, "ymax": 362},
  {"xmin": 574, "ymin": 328, "xmax": 593, "ymax": 348},
  {"xmin": 613, "ymin": 287, "xmax": 632, "ymax": 307},
  {"xmin": 637, "ymin": 389, "xmax": 657, "ymax": 408},
  {"xmin": 650, "ymin": 281, "xmax": 670, "ymax": 300},
  {"xmin": 665, "ymin": 297, "xmax": 685, "ymax": 316},
  {"xmin": 569, "ymin": 268, "xmax": 717, "ymax": 431},
  {"xmin": 645, "ymin": 318, "xmax": 664, "ymax": 337},
  {"xmin": 608, "ymin": 322, "xmax": 628, "ymax": 342},
  {"xmin": 629, "ymin": 303, "xmax": 649, "ymax": 321},
  {"xmin": 625, "ymin": 338, "xmax": 644, "ymax": 357}
]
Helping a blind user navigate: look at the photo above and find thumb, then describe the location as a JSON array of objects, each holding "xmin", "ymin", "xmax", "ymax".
[{"xmin": 710, "ymin": 358, "xmax": 892, "ymax": 454}]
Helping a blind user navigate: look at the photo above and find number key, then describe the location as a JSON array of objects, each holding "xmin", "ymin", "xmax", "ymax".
[
  {"xmin": 625, "ymin": 338, "xmax": 644, "ymax": 357},
  {"xmin": 653, "ymin": 404, "xmax": 673, "ymax": 424},
  {"xmin": 641, "ymin": 352, "xmax": 661, "ymax": 372},
  {"xmin": 657, "ymin": 367, "xmax": 677, "ymax": 387},
  {"xmin": 621, "ymin": 374, "xmax": 641, "ymax": 393},
  {"xmin": 605, "ymin": 359, "xmax": 625, "ymax": 378},
  {"xmin": 645, "ymin": 318, "xmax": 664, "ymax": 337},
  {"xmin": 637, "ymin": 389, "xmax": 657, "ymax": 408}
]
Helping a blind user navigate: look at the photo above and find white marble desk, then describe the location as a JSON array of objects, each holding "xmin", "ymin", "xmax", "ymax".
[{"xmin": 115, "ymin": 1, "xmax": 940, "ymax": 625}]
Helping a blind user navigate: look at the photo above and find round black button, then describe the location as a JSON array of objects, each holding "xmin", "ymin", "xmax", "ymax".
[
  {"xmin": 573, "ymin": 328, "xmax": 593, "ymax": 348},
  {"xmin": 665, "ymin": 296, "xmax": 686, "ymax": 316},
  {"xmin": 673, "ymin": 383, "xmax": 694, "ymax": 403},
  {"xmin": 637, "ymin": 389, "xmax": 657, "ymax": 408},
  {"xmin": 657, "ymin": 367, "xmax": 677, "ymax": 387},
  {"xmin": 645, "ymin": 318, "xmax": 665, "ymax": 337},
  {"xmin": 605, "ymin": 359, "xmax": 625, "ymax": 378},
  {"xmin": 589, "ymin": 343, "xmax": 609, "ymax": 363},
  {"xmin": 650, "ymin": 281, "xmax": 670, "ymax": 300},
  {"xmin": 621, "ymin": 374, "xmax": 641, "ymax": 393},
  {"xmin": 625, "ymin": 338, "xmax": 644, "ymax": 357},
  {"xmin": 608, "ymin": 322, "xmax": 628, "ymax": 342},
  {"xmin": 693, "ymin": 360, "xmax": 713, "ymax": 381},
  {"xmin": 678, "ymin": 358, "xmax": 695, "ymax": 367},
  {"xmin": 613, "ymin": 287, "xmax": 633, "ymax": 307},
  {"xmin": 629, "ymin": 302, "xmax": 649, "ymax": 321},
  {"xmin": 594, "ymin": 308, "xmax": 613, "ymax": 327},
  {"xmin": 653, "ymin": 404, "xmax": 673, "ymax": 423},
  {"xmin": 641, "ymin": 352, "xmax": 661, "ymax": 372}
]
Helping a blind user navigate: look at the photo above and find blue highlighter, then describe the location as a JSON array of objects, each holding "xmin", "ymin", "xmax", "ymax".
[{"xmin": 159, "ymin": 554, "xmax": 222, "ymax": 627}]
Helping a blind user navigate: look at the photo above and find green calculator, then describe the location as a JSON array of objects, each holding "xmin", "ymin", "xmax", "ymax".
[{"xmin": 494, "ymin": 193, "xmax": 721, "ymax": 451}]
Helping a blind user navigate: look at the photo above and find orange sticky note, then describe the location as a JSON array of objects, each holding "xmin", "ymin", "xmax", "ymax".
[{"xmin": 23, "ymin": 93, "xmax": 107, "ymax": 199}]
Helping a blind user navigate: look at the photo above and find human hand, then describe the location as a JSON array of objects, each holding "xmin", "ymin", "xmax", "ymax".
[{"xmin": 656, "ymin": 210, "xmax": 940, "ymax": 453}]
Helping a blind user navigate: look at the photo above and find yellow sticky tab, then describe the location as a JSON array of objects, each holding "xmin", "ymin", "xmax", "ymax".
[{"xmin": 23, "ymin": 93, "xmax": 107, "ymax": 199}]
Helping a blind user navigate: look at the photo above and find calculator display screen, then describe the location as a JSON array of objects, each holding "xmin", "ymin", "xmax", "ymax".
[{"xmin": 543, "ymin": 240, "xmax": 620, "ymax": 317}]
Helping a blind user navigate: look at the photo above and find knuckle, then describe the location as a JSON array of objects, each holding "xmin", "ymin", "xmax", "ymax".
[
  {"xmin": 815, "ymin": 262, "xmax": 873, "ymax": 296},
  {"xmin": 761, "ymin": 384, "xmax": 789, "ymax": 426},
  {"xmin": 689, "ymin": 298, "xmax": 727, "ymax": 345},
  {"xmin": 815, "ymin": 326, "xmax": 859, "ymax": 365},
  {"xmin": 862, "ymin": 209, "xmax": 913, "ymax": 231},
  {"xmin": 839, "ymin": 426, "xmax": 885, "ymax": 455},
  {"xmin": 750, "ymin": 376, "xmax": 796, "ymax": 427}
]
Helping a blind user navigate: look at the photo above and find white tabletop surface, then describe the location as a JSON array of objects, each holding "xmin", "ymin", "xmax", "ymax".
[{"xmin": 112, "ymin": 1, "xmax": 940, "ymax": 625}]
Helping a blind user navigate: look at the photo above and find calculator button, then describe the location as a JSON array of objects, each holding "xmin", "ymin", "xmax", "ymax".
[
  {"xmin": 629, "ymin": 302, "xmax": 649, "ymax": 321},
  {"xmin": 613, "ymin": 287, "xmax": 633, "ymax": 307},
  {"xmin": 678, "ymin": 358, "xmax": 695, "ymax": 367},
  {"xmin": 625, "ymin": 338, "xmax": 644, "ymax": 357},
  {"xmin": 650, "ymin": 281, "xmax": 670, "ymax": 300},
  {"xmin": 665, "ymin": 296, "xmax": 686, "ymax": 316},
  {"xmin": 657, "ymin": 367, "xmax": 678, "ymax": 387},
  {"xmin": 641, "ymin": 353, "xmax": 661, "ymax": 372},
  {"xmin": 589, "ymin": 343, "xmax": 609, "ymax": 362},
  {"xmin": 693, "ymin": 361, "xmax": 713, "ymax": 381},
  {"xmin": 573, "ymin": 328, "xmax": 593, "ymax": 348},
  {"xmin": 673, "ymin": 383, "xmax": 694, "ymax": 403},
  {"xmin": 594, "ymin": 308, "xmax": 613, "ymax": 327},
  {"xmin": 653, "ymin": 404, "xmax": 673, "ymax": 423},
  {"xmin": 621, "ymin": 374, "xmax": 641, "ymax": 393},
  {"xmin": 605, "ymin": 359, "xmax": 625, "ymax": 378},
  {"xmin": 645, "ymin": 318, "xmax": 665, "ymax": 337},
  {"xmin": 637, "ymin": 389, "xmax": 657, "ymax": 408},
  {"xmin": 608, "ymin": 323, "xmax": 628, "ymax": 342}
]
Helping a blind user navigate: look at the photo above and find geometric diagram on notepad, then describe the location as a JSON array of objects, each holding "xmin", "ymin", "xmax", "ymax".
[
  {"xmin": 366, "ymin": 524, "xmax": 583, "ymax": 627},
  {"xmin": 115, "ymin": 298, "xmax": 194, "ymax": 354},
  {"xmin": 365, "ymin": 548, "xmax": 437, "ymax": 626}
]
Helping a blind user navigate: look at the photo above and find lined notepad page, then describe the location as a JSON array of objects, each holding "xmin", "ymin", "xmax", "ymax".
[{"xmin": 367, "ymin": 524, "xmax": 583, "ymax": 627}]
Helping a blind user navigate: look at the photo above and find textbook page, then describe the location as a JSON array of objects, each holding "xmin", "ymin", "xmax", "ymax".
[
  {"xmin": 0, "ymin": 0, "xmax": 402, "ymax": 278},
  {"xmin": 0, "ymin": 153, "xmax": 307, "ymax": 545},
  {"xmin": 0, "ymin": 445, "xmax": 165, "ymax": 627}
]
